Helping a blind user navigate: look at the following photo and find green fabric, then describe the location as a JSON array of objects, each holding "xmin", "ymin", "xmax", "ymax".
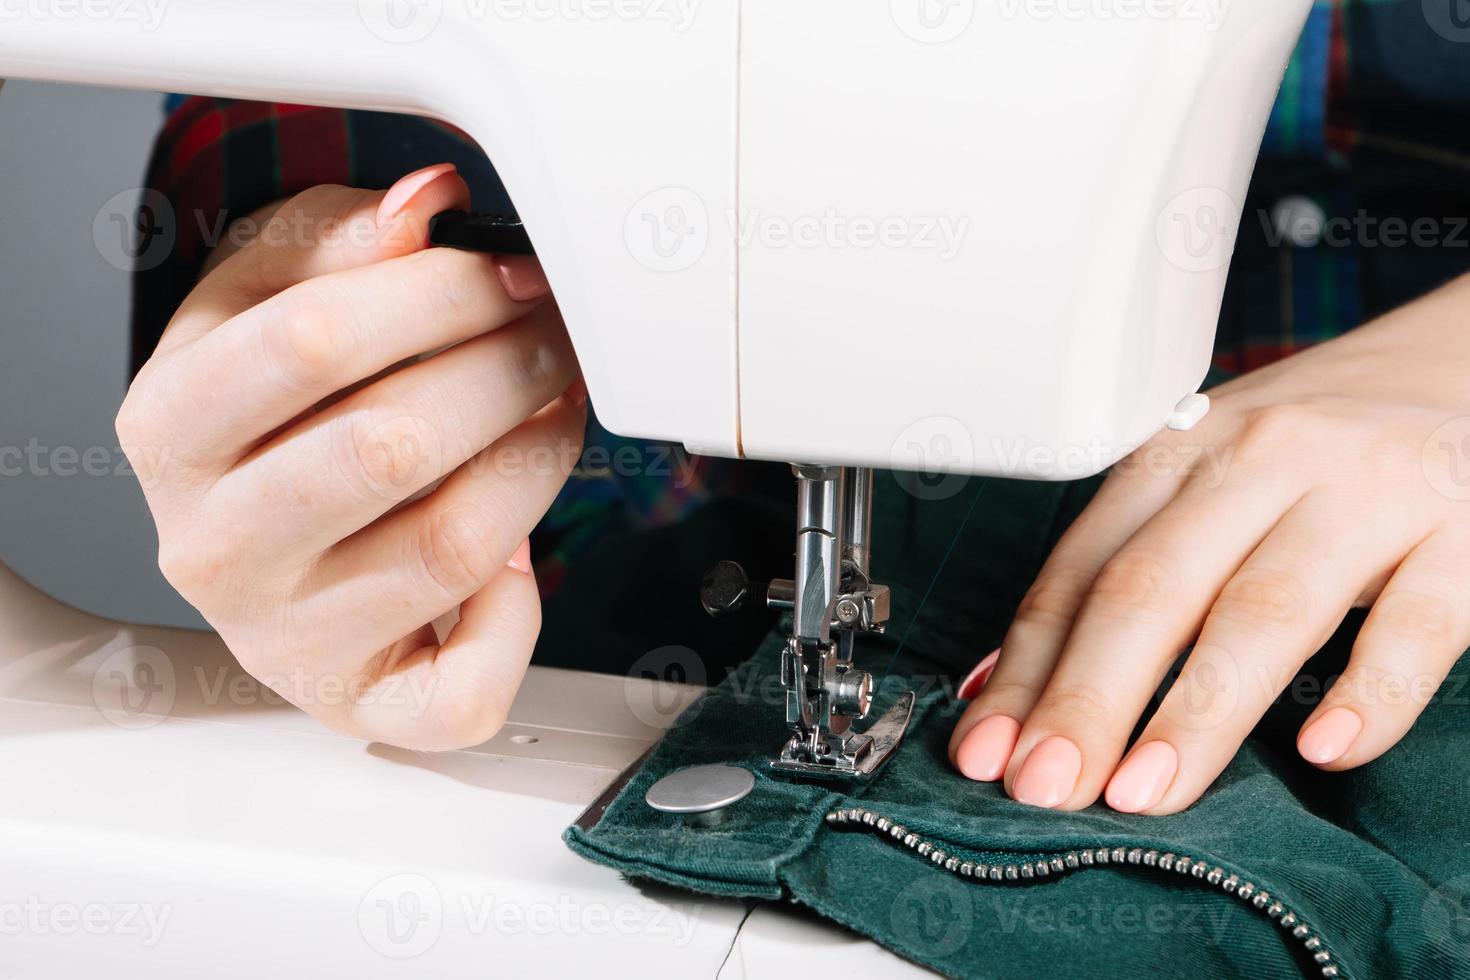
[{"xmin": 564, "ymin": 474, "xmax": 1470, "ymax": 979}]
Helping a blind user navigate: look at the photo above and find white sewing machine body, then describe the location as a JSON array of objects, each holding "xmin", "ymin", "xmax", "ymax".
[
  {"xmin": 0, "ymin": 0, "xmax": 1312, "ymax": 477},
  {"xmin": 0, "ymin": 562, "xmax": 938, "ymax": 977},
  {"xmin": 0, "ymin": 4, "xmax": 1314, "ymax": 973}
]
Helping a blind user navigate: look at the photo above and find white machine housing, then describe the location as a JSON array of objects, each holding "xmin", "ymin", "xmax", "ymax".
[{"xmin": 0, "ymin": 0, "xmax": 1312, "ymax": 478}]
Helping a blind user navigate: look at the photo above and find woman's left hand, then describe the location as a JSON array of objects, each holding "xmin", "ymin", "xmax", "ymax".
[{"xmin": 949, "ymin": 273, "xmax": 1470, "ymax": 814}]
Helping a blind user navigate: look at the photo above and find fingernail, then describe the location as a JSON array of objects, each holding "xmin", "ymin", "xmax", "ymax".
[
  {"xmin": 563, "ymin": 376, "xmax": 588, "ymax": 407},
  {"xmin": 376, "ymin": 163, "xmax": 457, "ymax": 227},
  {"xmin": 1297, "ymin": 706, "xmax": 1363, "ymax": 765},
  {"xmin": 1012, "ymin": 736, "xmax": 1082, "ymax": 809},
  {"xmin": 957, "ymin": 648, "xmax": 1001, "ymax": 700},
  {"xmin": 955, "ymin": 714, "xmax": 1020, "ymax": 782},
  {"xmin": 1105, "ymin": 741, "xmax": 1177, "ymax": 813},
  {"xmin": 506, "ymin": 539, "xmax": 533, "ymax": 575},
  {"xmin": 494, "ymin": 254, "xmax": 551, "ymax": 301}
]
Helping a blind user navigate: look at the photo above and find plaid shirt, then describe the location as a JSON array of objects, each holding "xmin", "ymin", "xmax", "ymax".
[{"xmin": 132, "ymin": 0, "xmax": 1470, "ymax": 590}]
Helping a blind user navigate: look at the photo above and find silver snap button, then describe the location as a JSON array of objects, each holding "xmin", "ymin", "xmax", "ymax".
[
  {"xmin": 1269, "ymin": 195, "xmax": 1327, "ymax": 248},
  {"xmin": 645, "ymin": 764, "xmax": 754, "ymax": 827}
]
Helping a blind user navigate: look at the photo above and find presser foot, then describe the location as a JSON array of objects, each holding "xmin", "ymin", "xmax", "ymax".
[{"xmin": 770, "ymin": 691, "xmax": 915, "ymax": 781}]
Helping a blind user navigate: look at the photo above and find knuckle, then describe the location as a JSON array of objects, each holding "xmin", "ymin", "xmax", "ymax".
[
  {"xmin": 1373, "ymin": 589, "xmax": 1458, "ymax": 646},
  {"xmin": 114, "ymin": 367, "xmax": 170, "ymax": 447},
  {"xmin": 114, "ymin": 395, "xmax": 156, "ymax": 452},
  {"xmin": 1014, "ymin": 566, "xmax": 1094, "ymax": 630},
  {"xmin": 415, "ymin": 504, "xmax": 500, "ymax": 599},
  {"xmin": 1238, "ymin": 404, "xmax": 1317, "ymax": 449},
  {"xmin": 259, "ymin": 286, "xmax": 352, "ymax": 391},
  {"xmin": 1361, "ymin": 436, "xmax": 1419, "ymax": 484},
  {"xmin": 156, "ymin": 536, "xmax": 234, "ymax": 596},
  {"xmin": 1038, "ymin": 683, "xmax": 1114, "ymax": 724},
  {"xmin": 413, "ymin": 249, "xmax": 485, "ymax": 321},
  {"xmin": 974, "ymin": 677, "xmax": 1039, "ymax": 710},
  {"xmin": 1213, "ymin": 567, "xmax": 1311, "ymax": 627},
  {"xmin": 280, "ymin": 184, "xmax": 351, "ymax": 225},
  {"xmin": 1088, "ymin": 552, "xmax": 1173, "ymax": 618}
]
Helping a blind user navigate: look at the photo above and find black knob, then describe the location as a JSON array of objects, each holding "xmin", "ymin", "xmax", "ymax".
[{"xmin": 700, "ymin": 560, "xmax": 763, "ymax": 618}]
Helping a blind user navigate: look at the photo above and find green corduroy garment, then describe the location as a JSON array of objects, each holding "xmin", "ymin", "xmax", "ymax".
[{"xmin": 564, "ymin": 473, "xmax": 1470, "ymax": 979}]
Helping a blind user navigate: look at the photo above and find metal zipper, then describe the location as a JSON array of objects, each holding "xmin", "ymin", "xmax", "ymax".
[{"xmin": 825, "ymin": 807, "xmax": 1344, "ymax": 978}]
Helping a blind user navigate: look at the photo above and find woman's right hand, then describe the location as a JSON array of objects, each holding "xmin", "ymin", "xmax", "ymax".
[{"xmin": 117, "ymin": 164, "xmax": 586, "ymax": 749}]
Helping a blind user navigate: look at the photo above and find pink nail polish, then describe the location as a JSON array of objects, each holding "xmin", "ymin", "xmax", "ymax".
[
  {"xmin": 494, "ymin": 254, "xmax": 551, "ymax": 301},
  {"xmin": 1105, "ymin": 741, "xmax": 1178, "ymax": 813},
  {"xmin": 506, "ymin": 539, "xmax": 533, "ymax": 575},
  {"xmin": 1012, "ymin": 736, "xmax": 1082, "ymax": 808},
  {"xmin": 376, "ymin": 163, "xmax": 457, "ymax": 227},
  {"xmin": 957, "ymin": 648, "xmax": 1000, "ymax": 701},
  {"xmin": 1297, "ymin": 707, "xmax": 1363, "ymax": 765},
  {"xmin": 563, "ymin": 376, "xmax": 589, "ymax": 407},
  {"xmin": 955, "ymin": 714, "xmax": 1020, "ymax": 782}
]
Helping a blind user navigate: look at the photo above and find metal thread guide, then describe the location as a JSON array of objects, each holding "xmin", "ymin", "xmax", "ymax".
[{"xmin": 702, "ymin": 465, "xmax": 915, "ymax": 781}]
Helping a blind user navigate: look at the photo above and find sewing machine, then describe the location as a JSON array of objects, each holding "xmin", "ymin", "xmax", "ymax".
[{"xmin": 0, "ymin": 1, "xmax": 1311, "ymax": 970}]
